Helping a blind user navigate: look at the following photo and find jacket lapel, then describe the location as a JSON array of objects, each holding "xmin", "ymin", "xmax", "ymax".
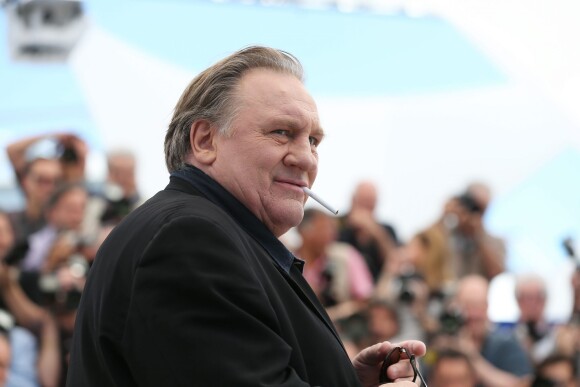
[{"xmin": 281, "ymin": 263, "xmax": 348, "ymax": 355}]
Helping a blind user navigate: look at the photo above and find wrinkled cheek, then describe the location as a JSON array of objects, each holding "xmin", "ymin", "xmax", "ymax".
[{"xmin": 309, "ymin": 169, "xmax": 318, "ymax": 184}]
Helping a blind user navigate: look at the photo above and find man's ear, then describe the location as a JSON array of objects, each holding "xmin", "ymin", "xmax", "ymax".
[{"xmin": 189, "ymin": 120, "xmax": 217, "ymax": 165}]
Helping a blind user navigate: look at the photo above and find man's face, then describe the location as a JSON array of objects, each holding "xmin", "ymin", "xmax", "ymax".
[
  {"xmin": 516, "ymin": 281, "xmax": 546, "ymax": 322},
  {"xmin": 456, "ymin": 279, "xmax": 489, "ymax": 337},
  {"xmin": 352, "ymin": 182, "xmax": 377, "ymax": 213},
  {"xmin": 209, "ymin": 69, "xmax": 322, "ymax": 237},
  {"xmin": 23, "ymin": 159, "xmax": 63, "ymax": 206},
  {"xmin": 108, "ymin": 155, "xmax": 136, "ymax": 197},
  {"xmin": 431, "ymin": 358, "xmax": 477, "ymax": 387},
  {"xmin": 48, "ymin": 187, "xmax": 87, "ymax": 231}
]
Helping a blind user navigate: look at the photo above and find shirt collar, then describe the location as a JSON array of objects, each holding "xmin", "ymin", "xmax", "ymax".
[{"xmin": 170, "ymin": 165, "xmax": 303, "ymax": 273}]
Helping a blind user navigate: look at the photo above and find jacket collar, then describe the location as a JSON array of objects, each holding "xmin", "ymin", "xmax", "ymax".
[{"xmin": 170, "ymin": 165, "xmax": 303, "ymax": 274}]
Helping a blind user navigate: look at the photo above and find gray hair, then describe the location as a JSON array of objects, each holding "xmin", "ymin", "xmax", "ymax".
[
  {"xmin": 514, "ymin": 273, "xmax": 547, "ymax": 299},
  {"xmin": 164, "ymin": 46, "xmax": 305, "ymax": 173}
]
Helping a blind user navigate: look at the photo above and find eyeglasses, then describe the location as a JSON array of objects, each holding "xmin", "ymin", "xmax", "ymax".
[{"xmin": 379, "ymin": 346, "xmax": 428, "ymax": 387}]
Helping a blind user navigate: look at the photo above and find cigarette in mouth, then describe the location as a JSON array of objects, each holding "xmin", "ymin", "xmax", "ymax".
[{"xmin": 302, "ymin": 187, "xmax": 339, "ymax": 215}]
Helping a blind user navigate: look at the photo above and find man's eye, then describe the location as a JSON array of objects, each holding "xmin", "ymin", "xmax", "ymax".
[
  {"xmin": 272, "ymin": 129, "xmax": 289, "ymax": 136},
  {"xmin": 309, "ymin": 136, "xmax": 320, "ymax": 146}
]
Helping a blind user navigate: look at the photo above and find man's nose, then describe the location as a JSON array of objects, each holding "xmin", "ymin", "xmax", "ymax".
[{"xmin": 284, "ymin": 138, "xmax": 317, "ymax": 171}]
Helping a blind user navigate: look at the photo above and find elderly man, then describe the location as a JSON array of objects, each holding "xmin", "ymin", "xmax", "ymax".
[
  {"xmin": 339, "ymin": 181, "xmax": 399, "ymax": 282},
  {"xmin": 67, "ymin": 47, "xmax": 424, "ymax": 386},
  {"xmin": 84, "ymin": 149, "xmax": 142, "ymax": 232},
  {"xmin": 444, "ymin": 275, "xmax": 532, "ymax": 387},
  {"xmin": 500, "ymin": 274, "xmax": 558, "ymax": 364}
]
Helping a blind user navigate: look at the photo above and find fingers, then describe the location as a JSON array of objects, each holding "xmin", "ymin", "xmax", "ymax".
[
  {"xmin": 354, "ymin": 339, "xmax": 426, "ymax": 370},
  {"xmin": 353, "ymin": 340, "xmax": 427, "ymax": 387},
  {"xmin": 357, "ymin": 340, "xmax": 426, "ymax": 365},
  {"xmin": 380, "ymin": 340, "xmax": 426, "ymax": 382},
  {"xmin": 352, "ymin": 341, "xmax": 387, "ymax": 367},
  {"xmin": 395, "ymin": 340, "xmax": 427, "ymax": 357},
  {"xmin": 384, "ymin": 357, "xmax": 415, "ymax": 382}
]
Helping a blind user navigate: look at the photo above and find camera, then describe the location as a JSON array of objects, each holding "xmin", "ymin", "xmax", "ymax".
[
  {"xmin": 439, "ymin": 308, "xmax": 464, "ymax": 335},
  {"xmin": 38, "ymin": 253, "xmax": 88, "ymax": 312},
  {"xmin": 457, "ymin": 192, "xmax": 483, "ymax": 214},
  {"xmin": 395, "ymin": 271, "xmax": 423, "ymax": 304},
  {"xmin": 59, "ymin": 144, "xmax": 78, "ymax": 163},
  {"xmin": 320, "ymin": 261, "xmax": 337, "ymax": 307},
  {"xmin": 530, "ymin": 375, "xmax": 560, "ymax": 387},
  {"xmin": 99, "ymin": 183, "xmax": 133, "ymax": 224},
  {"xmin": 3, "ymin": 239, "xmax": 29, "ymax": 266},
  {"xmin": 398, "ymin": 274, "xmax": 415, "ymax": 303}
]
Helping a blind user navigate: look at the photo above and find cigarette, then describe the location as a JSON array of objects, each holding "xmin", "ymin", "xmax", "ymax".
[{"xmin": 302, "ymin": 187, "xmax": 339, "ymax": 215}]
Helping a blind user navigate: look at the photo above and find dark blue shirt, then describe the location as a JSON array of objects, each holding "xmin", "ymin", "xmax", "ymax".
[{"xmin": 481, "ymin": 326, "xmax": 533, "ymax": 377}]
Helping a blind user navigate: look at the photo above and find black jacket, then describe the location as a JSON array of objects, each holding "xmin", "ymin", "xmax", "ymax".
[{"xmin": 67, "ymin": 174, "xmax": 360, "ymax": 386}]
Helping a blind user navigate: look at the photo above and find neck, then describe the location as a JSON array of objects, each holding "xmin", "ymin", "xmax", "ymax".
[{"xmin": 25, "ymin": 201, "xmax": 43, "ymax": 220}]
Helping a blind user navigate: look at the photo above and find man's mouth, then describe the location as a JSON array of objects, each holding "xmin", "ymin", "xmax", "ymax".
[{"xmin": 275, "ymin": 179, "xmax": 308, "ymax": 194}]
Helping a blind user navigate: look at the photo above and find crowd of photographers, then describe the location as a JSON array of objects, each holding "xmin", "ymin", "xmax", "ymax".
[
  {"xmin": 288, "ymin": 180, "xmax": 580, "ymax": 387},
  {"xmin": 0, "ymin": 132, "xmax": 140, "ymax": 386},
  {"xmin": 0, "ymin": 131, "xmax": 578, "ymax": 387}
]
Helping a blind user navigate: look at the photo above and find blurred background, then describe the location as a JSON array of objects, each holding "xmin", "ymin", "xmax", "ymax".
[{"xmin": 1, "ymin": 0, "xmax": 580, "ymax": 322}]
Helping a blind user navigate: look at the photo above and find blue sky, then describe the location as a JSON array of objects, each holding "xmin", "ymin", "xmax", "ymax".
[
  {"xmin": 0, "ymin": 0, "xmax": 505, "ymax": 145},
  {"xmin": 83, "ymin": 0, "xmax": 505, "ymax": 95}
]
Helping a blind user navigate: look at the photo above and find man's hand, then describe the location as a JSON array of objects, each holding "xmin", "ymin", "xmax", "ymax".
[
  {"xmin": 59, "ymin": 133, "xmax": 88, "ymax": 183},
  {"xmin": 348, "ymin": 209, "xmax": 382, "ymax": 238},
  {"xmin": 353, "ymin": 340, "xmax": 426, "ymax": 387}
]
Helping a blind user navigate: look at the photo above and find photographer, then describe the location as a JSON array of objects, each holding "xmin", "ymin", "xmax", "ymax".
[
  {"xmin": 295, "ymin": 208, "xmax": 374, "ymax": 322},
  {"xmin": 5, "ymin": 158, "xmax": 63, "ymax": 245},
  {"xmin": 1, "ymin": 211, "xmax": 61, "ymax": 387},
  {"xmin": 3, "ymin": 182, "xmax": 94, "ymax": 386},
  {"xmin": 17, "ymin": 183, "xmax": 88, "ymax": 275},
  {"xmin": 4, "ymin": 133, "xmax": 87, "ymax": 245},
  {"xmin": 338, "ymin": 181, "xmax": 400, "ymax": 282},
  {"xmin": 431, "ymin": 275, "xmax": 532, "ymax": 387},
  {"xmin": 508, "ymin": 274, "xmax": 559, "ymax": 364},
  {"xmin": 412, "ymin": 184, "xmax": 505, "ymax": 298},
  {"xmin": 0, "ymin": 273, "xmax": 62, "ymax": 387},
  {"xmin": 84, "ymin": 149, "xmax": 143, "ymax": 236},
  {"xmin": 450, "ymin": 183, "xmax": 505, "ymax": 280},
  {"xmin": 375, "ymin": 239, "xmax": 442, "ymax": 344},
  {"xmin": 6, "ymin": 132, "xmax": 87, "ymax": 187}
]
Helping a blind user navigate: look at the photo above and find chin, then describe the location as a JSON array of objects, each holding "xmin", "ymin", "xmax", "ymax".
[{"xmin": 268, "ymin": 204, "xmax": 305, "ymax": 235}]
